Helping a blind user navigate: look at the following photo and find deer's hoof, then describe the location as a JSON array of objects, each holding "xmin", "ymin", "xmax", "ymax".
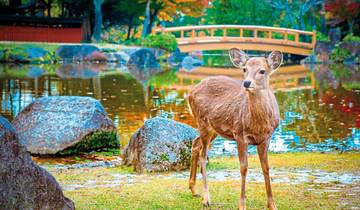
[
  {"xmin": 192, "ymin": 193, "xmax": 200, "ymax": 197},
  {"xmin": 202, "ymin": 201, "xmax": 211, "ymax": 207},
  {"xmin": 239, "ymin": 205, "xmax": 246, "ymax": 210},
  {"xmin": 268, "ymin": 203, "xmax": 277, "ymax": 210}
]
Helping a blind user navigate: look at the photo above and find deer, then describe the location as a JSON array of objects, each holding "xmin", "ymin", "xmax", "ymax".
[{"xmin": 187, "ymin": 48, "xmax": 283, "ymax": 210}]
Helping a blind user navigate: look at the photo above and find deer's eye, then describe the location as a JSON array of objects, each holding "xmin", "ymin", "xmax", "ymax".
[
  {"xmin": 243, "ymin": 68, "xmax": 247, "ymax": 73},
  {"xmin": 259, "ymin": 70, "xmax": 266, "ymax": 74}
]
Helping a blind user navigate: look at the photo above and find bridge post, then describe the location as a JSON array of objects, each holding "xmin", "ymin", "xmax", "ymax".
[
  {"xmin": 191, "ymin": 29, "xmax": 195, "ymax": 43},
  {"xmin": 223, "ymin": 27, "xmax": 227, "ymax": 41},
  {"xmin": 295, "ymin": 33, "xmax": 299, "ymax": 43},
  {"xmin": 240, "ymin": 28, "xmax": 243, "ymax": 37},
  {"xmin": 312, "ymin": 30, "xmax": 316, "ymax": 47}
]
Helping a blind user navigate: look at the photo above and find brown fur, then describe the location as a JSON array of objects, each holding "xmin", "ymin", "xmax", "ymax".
[{"xmin": 188, "ymin": 48, "xmax": 283, "ymax": 210}]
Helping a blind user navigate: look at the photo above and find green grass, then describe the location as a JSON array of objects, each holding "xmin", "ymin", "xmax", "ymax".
[
  {"xmin": 47, "ymin": 152, "xmax": 360, "ymax": 209},
  {"xmin": 208, "ymin": 152, "xmax": 360, "ymax": 172},
  {"xmin": 0, "ymin": 42, "xmax": 59, "ymax": 52},
  {"xmin": 64, "ymin": 179, "xmax": 356, "ymax": 210}
]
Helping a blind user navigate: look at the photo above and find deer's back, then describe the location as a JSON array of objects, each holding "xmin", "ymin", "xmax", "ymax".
[{"xmin": 188, "ymin": 76, "xmax": 247, "ymax": 139}]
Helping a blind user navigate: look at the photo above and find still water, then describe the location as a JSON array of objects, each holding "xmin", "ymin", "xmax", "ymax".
[{"xmin": 0, "ymin": 60, "xmax": 359, "ymax": 156}]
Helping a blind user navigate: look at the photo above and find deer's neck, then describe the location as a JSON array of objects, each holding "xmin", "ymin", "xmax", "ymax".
[{"xmin": 246, "ymin": 90, "xmax": 275, "ymax": 134}]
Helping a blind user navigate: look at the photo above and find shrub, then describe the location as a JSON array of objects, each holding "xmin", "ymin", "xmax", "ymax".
[
  {"xmin": 142, "ymin": 33, "xmax": 178, "ymax": 52},
  {"xmin": 316, "ymin": 31, "xmax": 330, "ymax": 42},
  {"xmin": 329, "ymin": 46, "xmax": 351, "ymax": 62},
  {"xmin": 343, "ymin": 33, "xmax": 360, "ymax": 43}
]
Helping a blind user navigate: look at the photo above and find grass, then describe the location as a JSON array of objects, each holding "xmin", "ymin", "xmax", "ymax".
[
  {"xmin": 0, "ymin": 42, "xmax": 59, "ymax": 52},
  {"xmin": 47, "ymin": 152, "xmax": 360, "ymax": 209},
  {"xmin": 208, "ymin": 152, "xmax": 360, "ymax": 172},
  {"xmin": 63, "ymin": 179, "xmax": 356, "ymax": 210}
]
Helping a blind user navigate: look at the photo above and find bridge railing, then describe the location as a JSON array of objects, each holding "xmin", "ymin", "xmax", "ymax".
[{"xmin": 154, "ymin": 25, "xmax": 316, "ymax": 49}]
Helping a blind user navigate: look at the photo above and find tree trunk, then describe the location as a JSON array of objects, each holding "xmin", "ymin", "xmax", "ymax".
[
  {"xmin": 47, "ymin": 0, "xmax": 52, "ymax": 17},
  {"xmin": 141, "ymin": 0, "xmax": 151, "ymax": 38},
  {"xmin": 348, "ymin": 19, "xmax": 354, "ymax": 34},
  {"xmin": 126, "ymin": 16, "xmax": 134, "ymax": 40},
  {"xmin": 147, "ymin": 8, "xmax": 159, "ymax": 36},
  {"xmin": 92, "ymin": 0, "xmax": 104, "ymax": 42}
]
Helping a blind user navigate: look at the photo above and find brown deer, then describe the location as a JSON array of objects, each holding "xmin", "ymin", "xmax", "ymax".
[{"xmin": 187, "ymin": 48, "xmax": 282, "ymax": 210}]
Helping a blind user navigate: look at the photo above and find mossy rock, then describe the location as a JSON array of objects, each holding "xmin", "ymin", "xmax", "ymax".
[
  {"xmin": 1, "ymin": 46, "xmax": 54, "ymax": 63},
  {"xmin": 57, "ymin": 131, "xmax": 120, "ymax": 156}
]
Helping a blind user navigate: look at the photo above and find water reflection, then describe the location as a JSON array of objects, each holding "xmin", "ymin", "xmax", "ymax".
[{"xmin": 0, "ymin": 62, "xmax": 359, "ymax": 155}]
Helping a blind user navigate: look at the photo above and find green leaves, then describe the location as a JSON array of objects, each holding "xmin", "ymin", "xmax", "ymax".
[{"xmin": 141, "ymin": 33, "xmax": 178, "ymax": 52}]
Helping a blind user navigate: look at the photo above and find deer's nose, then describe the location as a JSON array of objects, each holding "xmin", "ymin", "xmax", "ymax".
[{"xmin": 243, "ymin": 81, "xmax": 251, "ymax": 88}]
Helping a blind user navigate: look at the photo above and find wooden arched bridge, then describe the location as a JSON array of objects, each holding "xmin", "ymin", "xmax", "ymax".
[{"xmin": 154, "ymin": 25, "xmax": 316, "ymax": 56}]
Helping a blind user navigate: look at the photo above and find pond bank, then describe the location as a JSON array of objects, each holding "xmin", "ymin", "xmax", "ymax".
[{"xmin": 43, "ymin": 152, "xmax": 360, "ymax": 209}]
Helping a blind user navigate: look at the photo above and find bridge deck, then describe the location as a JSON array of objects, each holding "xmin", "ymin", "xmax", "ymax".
[{"xmin": 155, "ymin": 25, "xmax": 316, "ymax": 55}]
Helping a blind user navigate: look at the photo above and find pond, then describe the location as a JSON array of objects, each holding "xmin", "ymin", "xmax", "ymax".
[{"xmin": 0, "ymin": 57, "xmax": 359, "ymax": 156}]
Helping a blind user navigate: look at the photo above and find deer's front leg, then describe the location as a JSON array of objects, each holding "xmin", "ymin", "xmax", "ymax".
[
  {"xmin": 257, "ymin": 140, "xmax": 277, "ymax": 210},
  {"xmin": 199, "ymin": 137, "xmax": 211, "ymax": 207},
  {"xmin": 189, "ymin": 136, "xmax": 201, "ymax": 197},
  {"xmin": 236, "ymin": 137, "xmax": 248, "ymax": 210}
]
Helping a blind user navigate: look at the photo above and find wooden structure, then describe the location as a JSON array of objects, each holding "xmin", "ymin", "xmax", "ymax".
[
  {"xmin": 0, "ymin": 15, "xmax": 88, "ymax": 43},
  {"xmin": 170, "ymin": 65, "xmax": 315, "ymax": 91},
  {"xmin": 155, "ymin": 25, "xmax": 316, "ymax": 55}
]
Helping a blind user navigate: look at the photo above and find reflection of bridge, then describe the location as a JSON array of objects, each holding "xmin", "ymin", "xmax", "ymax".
[
  {"xmin": 155, "ymin": 25, "xmax": 316, "ymax": 55},
  {"xmin": 168, "ymin": 65, "xmax": 315, "ymax": 91}
]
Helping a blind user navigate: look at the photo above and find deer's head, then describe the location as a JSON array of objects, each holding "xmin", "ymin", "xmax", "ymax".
[{"xmin": 229, "ymin": 48, "xmax": 283, "ymax": 91}]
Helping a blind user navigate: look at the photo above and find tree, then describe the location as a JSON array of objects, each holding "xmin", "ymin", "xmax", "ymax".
[
  {"xmin": 142, "ymin": 0, "xmax": 151, "ymax": 37},
  {"xmin": 325, "ymin": 0, "xmax": 360, "ymax": 34},
  {"xmin": 141, "ymin": 0, "xmax": 210, "ymax": 37},
  {"xmin": 92, "ymin": 0, "xmax": 104, "ymax": 42},
  {"xmin": 205, "ymin": 0, "xmax": 278, "ymax": 26},
  {"xmin": 268, "ymin": 0, "xmax": 323, "ymax": 30}
]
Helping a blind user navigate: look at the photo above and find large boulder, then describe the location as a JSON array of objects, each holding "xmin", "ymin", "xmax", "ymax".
[
  {"xmin": 55, "ymin": 45, "xmax": 100, "ymax": 62},
  {"xmin": 0, "ymin": 116, "xmax": 74, "ymax": 209},
  {"xmin": 167, "ymin": 48, "xmax": 187, "ymax": 68},
  {"xmin": 127, "ymin": 48, "xmax": 160, "ymax": 69},
  {"xmin": 12, "ymin": 96, "xmax": 118, "ymax": 155},
  {"xmin": 123, "ymin": 117, "xmax": 198, "ymax": 172},
  {"xmin": 181, "ymin": 55, "xmax": 203, "ymax": 71}
]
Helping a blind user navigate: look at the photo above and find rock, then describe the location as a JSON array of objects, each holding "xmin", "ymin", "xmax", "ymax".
[
  {"xmin": 2, "ymin": 46, "xmax": 52, "ymax": 63},
  {"xmin": 167, "ymin": 48, "xmax": 187, "ymax": 67},
  {"xmin": 12, "ymin": 96, "xmax": 118, "ymax": 155},
  {"xmin": 56, "ymin": 63, "xmax": 105, "ymax": 79},
  {"xmin": 27, "ymin": 66, "xmax": 45, "ymax": 78},
  {"xmin": 328, "ymin": 28, "xmax": 341, "ymax": 45},
  {"xmin": 104, "ymin": 51, "xmax": 129, "ymax": 63},
  {"xmin": 0, "ymin": 116, "xmax": 74, "ymax": 209},
  {"xmin": 181, "ymin": 55, "xmax": 204, "ymax": 71},
  {"xmin": 314, "ymin": 41, "xmax": 333, "ymax": 63},
  {"xmin": 123, "ymin": 117, "xmax": 198, "ymax": 172},
  {"xmin": 84, "ymin": 51, "xmax": 107, "ymax": 62},
  {"xmin": 127, "ymin": 48, "xmax": 160, "ymax": 68},
  {"xmin": 56, "ymin": 45, "xmax": 100, "ymax": 62}
]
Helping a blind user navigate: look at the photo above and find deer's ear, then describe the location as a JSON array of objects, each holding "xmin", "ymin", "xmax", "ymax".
[
  {"xmin": 267, "ymin": 51, "xmax": 283, "ymax": 70},
  {"xmin": 229, "ymin": 48, "xmax": 249, "ymax": 68}
]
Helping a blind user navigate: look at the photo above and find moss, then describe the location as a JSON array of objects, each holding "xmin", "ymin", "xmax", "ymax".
[{"xmin": 57, "ymin": 131, "xmax": 120, "ymax": 155}]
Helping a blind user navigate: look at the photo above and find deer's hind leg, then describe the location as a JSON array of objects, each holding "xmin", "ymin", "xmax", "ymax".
[
  {"xmin": 189, "ymin": 136, "xmax": 201, "ymax": 197},
  {"xmin": 199, "ymin": 129, "xmax": 216, "ymax": 207}
]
